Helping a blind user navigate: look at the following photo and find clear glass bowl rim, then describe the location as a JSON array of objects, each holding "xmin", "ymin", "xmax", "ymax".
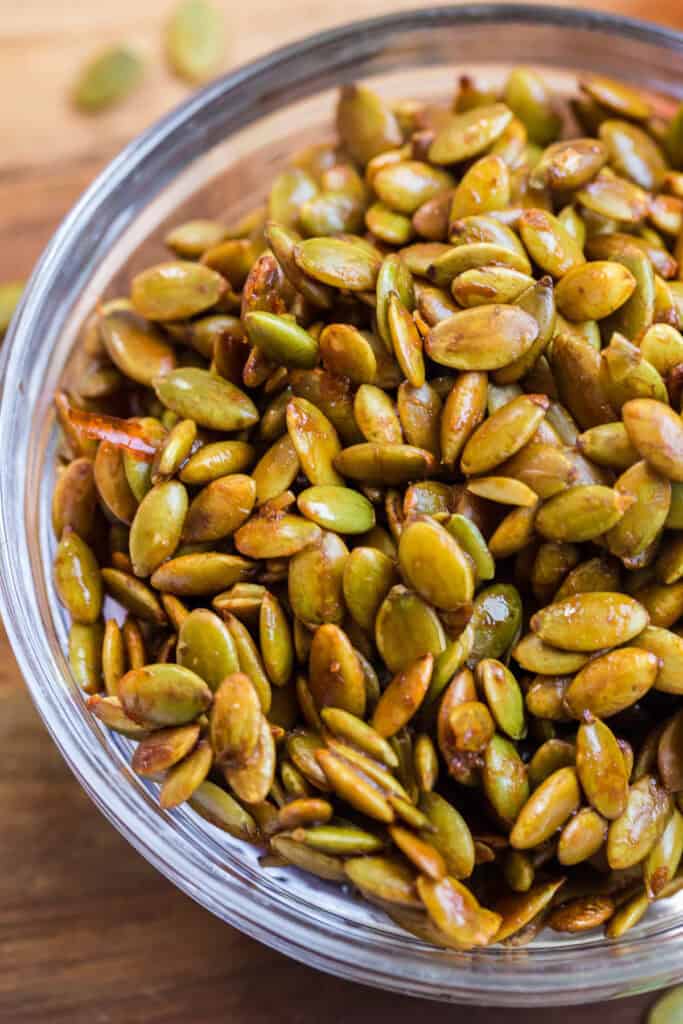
[{"xmin": 2, "ymin": 4, "xmax": 683, "ymax": 1007}]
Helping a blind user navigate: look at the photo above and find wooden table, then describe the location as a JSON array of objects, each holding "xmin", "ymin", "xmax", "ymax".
[{"xmin": 1, "ymin": 2, "xmax": 682, "ymax": 1020}]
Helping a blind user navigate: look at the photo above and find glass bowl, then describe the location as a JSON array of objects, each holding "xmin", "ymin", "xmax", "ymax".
[{"xmin": 2, "ymin": 4, "xmax": 683, "ymax": 1007}]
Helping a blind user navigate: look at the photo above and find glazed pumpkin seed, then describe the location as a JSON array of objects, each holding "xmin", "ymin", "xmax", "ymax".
[
  {"xmin": 476, "ymin": 659, "xmax": 526, "ymax": 740},
  {"xmin": 576, "ymin": 716, "xmax": 630, "ymax": 819},
  {"xmin": 531, "ymin": 137, "xmax": 607, "ymax": 190},
  {"xmin": 531, "ymin": 591, "xmax": 649, "ymax": 651},
  {"xmin": 131, "ymin": 262, "xmax": 225, "ymax": 322},
  {"xmin": 234, "ymin": 513, "xmax": 321, "ymax": 559},
  {"xmin": 176, "ymin": 608, "xmax": 239, "ymax": 691},
  {"xmin": 68, "ymin": 622, "xmax": 103, "ymax": 694},
  {"xmin": 307, "ymin": 624, "xmax": 366, "ymax": 717},
  {"xmin": 525, "ymin": 676, "xmax": 572, "ymax": 722},
  {"xmin": 209, "ymin": 673, "xmax": 261, "ymax": 766},
  {"xmin": 131, "ymin": 722, "xmax": 200, "ymax": 777},
  {"xmin": 375, "ymin": 586, "xmax": 446, "ymax": 674},
  {"xmin": 294, "ymin": 238, "xmax": 379, "ymax": 292},
  {"xmin": 87, "ymin": 694, "xmax": 150, "ymax": 738},
  {"xmin": 554, "ymin": 556, "xmax": 621, "ymax": 601},
  {"xmin": 449, "ymin": 154, "xmax": 510, "ymax": 222},
  {"xmin": 94, "ymin": 443, "xmax": 139, "ymax": 525},
  {"xmin": 503, "ymin": 68, "xmax": 560, "ymax": 145},
  {"xmin": 644, "ymin": 808, "xmax": 683, "ymax": 898},
  {"xmin": 658, "ymin": 711, "xmax": 683, "ymax": 793},
  {"xmin": 129, "ymin": 481, "xmax": 188, "ymax": 578},
  {"xmin": 429, "ymin": 103, "xmax": 513, "ymax": 165},
  {"xmin": 429, "ymin": 242, "xmax": 532, "ymax": 288},
  {"xmin": 52, "ymin": 456, "xmax": 97, "ymax": 542},
  {"xmin": 119, "ymin": 663, "xmax": 211, "ymax": 727},
  {"xmin": 296, "ymin": 485, "xmax": 375, "ymax": 535},
  {"xmin": 288, "ymin": 531, "xmax": 347, "ymax": 626},
  {"xmin": 223, "ymin": 715, "xmax": 276, "ymax": 804},
  {"xmin": 371, "ymin": 654, "xmax": 433, "ymax": 738},
  {"xmin": 100, "ymin": 569, "xmax": 165, "ymax": 625},
  {"xmin": 622, "ymin": 399, "xmax": 683, "ymax": 483},
  {"xmin": 510, "ymin": 767, "xmax": 581, "ymax": 849},
  {"xmin": 494, "ymin": 878, "xmax": 566, "ymax": 942},
  {"xmin": 244, "ymin": 312, "xmax": 318, "ymax": 370},
  {"xmin": 165, "ymin": 219, "xmax": 228, "ymax": 257},
  {"xmin": 182, "ymin": 474, "xmax": 256, "ymax": 545},
  {"xmin": 577, "ymin": 423, "xmax": 639, "ymax": 471},
  {"xmin": 426, "ymin": 304, "xmax": 539, "ymax": 371},
  {"xmin": 462, "ymin": 394, "xmax": 550, "ymax": 477},
  {"xmin": 557, "ymin": 808, "xmax": 608, "ymax": 867},
  {"xmin": 178, "ymin": 440, "xmax": 254, "ymax": 485},
  {"xmin": 334, "ymin": 443, "xmax": 437, "ymax": 485},
  {"xmin": 100, "ymin": 309, "xmax": 175, "ymax": 388},
  {"xmin": 548, "ymin": 895, "xmax": 615, "ymax": 934},
  {"xmin": 387, "ymin": 292, "xmax": 425, "ymax": 387},
  {"xmin": 155, "ymin": 367, "xmax": 257, "ymax": 432},
  {"xmin": 565, "ymin": 647, "xmax": 659, "ymax": 720},
  {"xmin": 54, "ymin": 531, "xmax": 102, "ymax": 625},
  {"xmin": 413, "ymin": 734, "xmax": 439, "ymax": 792},
  {"xmin": 550, "ymin": 333, "xmax": 615, "ymax": 431},
  {"xmin": 398, "ymin": 517, "xmax": 474, "ymax": 610},
  {"xmin": 344, "ymin": 855, "xmax": 420, "ymax": 906},
  {"xmin": 527, "ymin": 740, "xmax": 576, "ymax": 791},
  {"xmin": 634, "ymin": 626, "xmax": 683, "ymax": 694},
  {"xmin": 286, "ymin": 396, "xmax": 343, "ymax": 487},
  {"xmin": 555, "ymin": 261, "xmax": 637, "ymax": 321},
  {"xmin": 467, "ymin": 583, "xmax": 523, "ymax": 665},
  {"xmin": 316, "ymin": 749, "xmax": 394, "ymax": 823},
  {"xmin": 336, "ymin": 85, "xmax": 403, "ymax": 166},
  {"xmin": 444, "ymin": 514, "xmax": 494, "ymax": 582},
  {"xmin": 73, "ymin": 45, "xmax": 144, "ymax": 113},
  {"xmin": 150, "ymin": 552, "xmax": 253, "ymax": 596},
  {"xmin": 513, "ymin": 634, "xmax": 589, "ymax": 676},
  {"xmin": 607, "ymin": 775, "xmax": 673, "ymax": 870},
  {"xmin": 451, "ymin": 266, "xmax": 533, "ymax": 308},
  {"xmin": 535, "ymin": 485, "xmax": 631, "ymax": 543},
  {"xmin": 417, "ymin": 874, "xmax": 502, "ymax": 948},
  {"xmin": 417, "ymin": 791, "xmax": 475, "ymax": 880},
  {"xmin": 342, "ymin": 547, "xmax": 397, "ymax": 634},
  {"xmin": 467, "ymin": 476, "xmax": 537, "ymax": 507},
  {"xmin": 188, "ymin": 779, "xmax": 259, "ymax": 841},
  {"xmin": 519, "ymin": 209, "xmax": 585, "ymax": 279},
  {"xmin": 374, "ymin": 161, "xmax": 454, "ymax": 216},
  {"xmin": 483, "ymin": 735, "xmax": 530, "ymax": 828},
  {"xmin": 447, "ymin": 701, "xmax": 494, "ymax": 753},
  {"xmin": 158, "ymin": 738, "xmax": 213, "ymax": 809}
]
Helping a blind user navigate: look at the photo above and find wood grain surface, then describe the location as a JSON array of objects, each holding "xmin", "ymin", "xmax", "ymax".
[{"xmin": 1, "ymin": 2, "xmax": 682, "ymax": 1021}]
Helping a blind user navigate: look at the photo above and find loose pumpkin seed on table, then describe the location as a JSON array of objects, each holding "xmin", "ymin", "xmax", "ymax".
[{"xmin": 52, "ymin": 63, "xmax": 683, "ymax": 952}]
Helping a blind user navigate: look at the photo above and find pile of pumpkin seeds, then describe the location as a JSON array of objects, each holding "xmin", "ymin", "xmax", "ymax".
[{"xmin": 52, "ymin": 66, "xmax": 683, "ymax": 950}]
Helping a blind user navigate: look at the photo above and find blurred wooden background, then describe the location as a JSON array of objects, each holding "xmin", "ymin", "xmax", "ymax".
[{"xmin": 1, "ymin": 1, "xmax": 682, "ymax": 1020}]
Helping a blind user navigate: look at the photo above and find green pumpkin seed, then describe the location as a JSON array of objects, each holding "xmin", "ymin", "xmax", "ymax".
[
  {"xmin": 155, "ymin": 367, "xmax": 258, "ymax": 432},
  {"xmin": 607, "ymin": 775, "xmax": 673, "ymax": 870},
  {"xmin": 245, "ymin": 311, "xmax": 319, "ymax": 369},
  {"xmin": 100, "ymin": 309, "xmax": 175, "ymax": 387},
  {"xmin": 73, "ymin": 46, "xmax": 144, "ymax": 113},
  {"xmin": 375, "ymin": 585, "xmax": 446, "ymax": 674},
  {"xmin": 119, "ymin": 663, "xmax": 211, "ymax": 726},
  {"xmin": 166, "ymin": 0, "xmax": 224, "ymax": 83},
  {"xmin": 510, "ymin": 767, "xmax": 581, "ymax": 849},
  {"xmin": 429, "ymin": 103, "xmax": 514, "ymax": 165},
  {"xmin": 54, "ymin": 531, "xmax": 103, "ymax": 625},
  {"xmin": 531, "ymin": 591, "xmax": 649, "ymax": 651},
  {"xmin": 129, "ymin": 481, "xmax": 188, "ymax": 577},
  {"xmin": 150, "ymin": 552, "xmax": 254, "ymax": 596},
  {"xmin": 398, "ymin": 517, "xmax": 474, "ymax": 610},
  {"xmin": 297, "ymin": 485, "xmax": 375, "ymax": 534},
  {"xmin": 288, "ymin": 531, "xmax": 348, "ymax": 626},
  {"xmin": 176, "ymin": 608, "xmax": 240, "ymax": 691},
  {"xmin": 426, "ymin": 305, "xmax": 539, "ymax": 371}
]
